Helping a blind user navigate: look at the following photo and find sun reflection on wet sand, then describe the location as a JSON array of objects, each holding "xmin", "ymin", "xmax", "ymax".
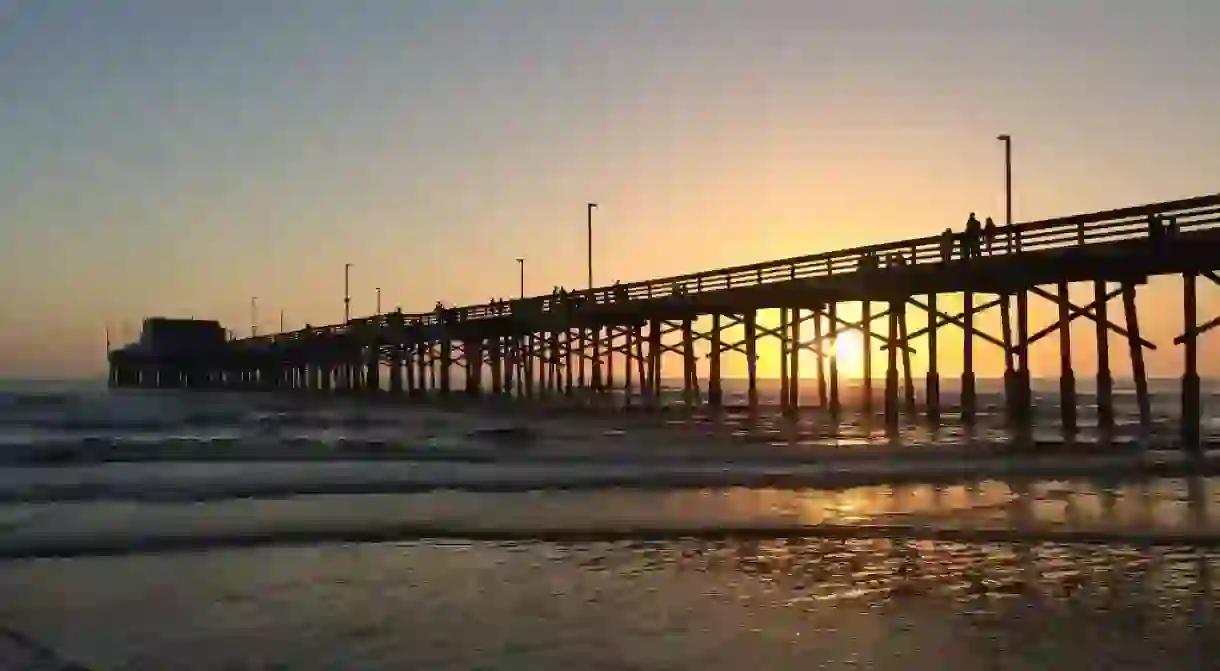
[{"xmin": 4, "ymin": 526, "xmax": 1220, "ymax": 667}]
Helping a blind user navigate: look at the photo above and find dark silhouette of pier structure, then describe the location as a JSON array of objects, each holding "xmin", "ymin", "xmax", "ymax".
[{"xmin": 109, "ymin": 193, "xmax": 1220, "ymax": 449}]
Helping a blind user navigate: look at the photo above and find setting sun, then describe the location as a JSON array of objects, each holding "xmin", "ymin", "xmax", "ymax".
[{"xmin": 833, "ymin": 331, "xmax": 866, "ymax": 375}]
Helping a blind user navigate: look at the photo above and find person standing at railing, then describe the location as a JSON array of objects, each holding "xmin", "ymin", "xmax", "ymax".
[
  {"xmin": 984, "ymin": 217, "xmax": 998, "ymax": 255},
  {"xmin": 1147, "ymin": 214, "xmax": 1164, "ymax": 250},
  {"xmin": 939, "ymin": 228, "xmax": 955, "ymax": 262},
  {"xmin": 964, "ymin": 213, "xmax": 982, "ymax": 259}
]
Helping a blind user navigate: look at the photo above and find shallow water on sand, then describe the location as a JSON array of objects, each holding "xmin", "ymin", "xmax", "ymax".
[
  {"xmin": 3, "ymin": 538, "xmax": 1220, "ymax": 670},
  {"xmin": 2, "ymin": 379, "xmax": 1220, "ymax": 668}
]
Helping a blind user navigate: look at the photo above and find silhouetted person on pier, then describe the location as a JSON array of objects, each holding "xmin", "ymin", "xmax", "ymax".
[
  {"xmin": 964, "ymin": 213, "xmax": 982, "ymax": 259},
  {"xmin": 614, "ymin": 281, "xmax": 627, "ymax": 302},
  {"xmin": 984, "ymin": 217, "xmax": 998, "ymax": 254},
  {"xmin": 1148, "ymin": 214, "xmax": 1164, "ymax": 249},
  {"xmin": 939, "ymin": 228, "xmax": 955, "ymax": 262}
]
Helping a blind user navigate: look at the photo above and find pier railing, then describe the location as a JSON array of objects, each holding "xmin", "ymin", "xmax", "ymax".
[{"xmin": 255, "ymin": 192, "xmax": 1220, "ymax": 345}]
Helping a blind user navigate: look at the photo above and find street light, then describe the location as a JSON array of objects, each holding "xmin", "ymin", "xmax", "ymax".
[
  {"xmin": 279, "ymin": 309, "xmax": 284, "ymax": 333},
  {"xmin": 516, "ymin": 258, "xmax": 525, "ymax": 298},
  {"xmin": 376, "ymin": 287, "xmax": 381, "ymax": 315},
  {"xmin": 250, "ymin": 296, "xmax": 258, "ymax": 338},
  {"xmin": 997, "ymin": 134, "xmax": 1012, "ymax": 232},
  {"xmin": 344, "ymin": 263, "xmax": 352, "ymax": 323},
  {"xmin": 587, "ymin": 203, "xmax": 597, "ymax": 290}
]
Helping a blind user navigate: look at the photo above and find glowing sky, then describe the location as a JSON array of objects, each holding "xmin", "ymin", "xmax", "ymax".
[{"xmin": 2, "ymin": 1, "xmax": 1219, "ymax": 378}]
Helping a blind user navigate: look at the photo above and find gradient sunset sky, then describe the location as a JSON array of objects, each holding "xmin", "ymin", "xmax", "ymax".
[{"xmin": 1, "ymin": 0, "xmax": 1218, "ymax": 379}]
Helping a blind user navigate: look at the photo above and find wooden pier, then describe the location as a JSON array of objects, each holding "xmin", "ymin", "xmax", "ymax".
[{"xmin": 109, "ymin": 193, "xmax": 1220, "ymax": 449}]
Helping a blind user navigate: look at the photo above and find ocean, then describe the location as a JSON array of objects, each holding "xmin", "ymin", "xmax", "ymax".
[{"xmin": 1, "ymin": 377, "xmax": 1219, "ymax": 670}]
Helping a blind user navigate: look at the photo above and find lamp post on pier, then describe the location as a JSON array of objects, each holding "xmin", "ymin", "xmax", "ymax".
[
  {"xmin": 250, "ymin": 296, "xmax": 258, "ymax": 338},
  {"xmin": 997, "ymin": 134, "xmax": 1013, "ymax": 234},
  {"xmin": 279, "ymin": 310, "xmax": 284, "ymax": 333},
  {"xmin": 376, "ymin": 287, "xmax": 381, "ymax": 316},
  {"xmin": 997, "ymin": 132, "xmax": 1030, "ymax": 423},
  {"xmin": 344, "ymin": 263, "xmax": 352, "ymax": 323},
  {"xmin": 587, "ymin": 202, "xmax": 600, "ymax": 393},
  {"xmin": 516, "ymin": 258, "xmax": 525, "ymax": 298},
  {"xmin": 587, "ymin": 203, "xmax": 597, "ymax": 290}
]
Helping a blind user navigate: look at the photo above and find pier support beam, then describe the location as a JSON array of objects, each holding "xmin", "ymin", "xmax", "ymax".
[
  {"xmin": 592, "ymin": 325, "xmax": 602, "ymax": 393},
  {"xmin": 925, "ymin": 292, "xmax": 940, "ymax": 424},
  {"xmin": 709, "ymin": 314, "xmax": 723, "ymax": 408},
  {"xmin": 1014, "ymin": 287, "xmax": 1032, "ymax": 424},
  {"xmin": 648, "ymin": 319, "xmax": 662, "ymax": 405},
  {"xmin": 779, "ymin": 308, "xmax": 790, "ymax": 413},
  {"xmin": 491, "ymin": 336, "xmax": 504, "ymax": 395},
  {"xmin": 602, "ymin": 329, "xmax": 614, "ymax": 397},
  {"xmin": 565, "ymin": 330, "xmax": 575, "ymax": 398},
  {"xmin": 828, "ymin": 302, "xmax": 840, "ymax": 415},
  {"xmin": 790, "ymin": 307, "xmax": 802, "ymax": 411},
  {"xmin": 634, "ymin": 324, "xmax": 647, "ymax": 406},
  {"xmin": 961, "ymin": 290, "xmax": 976, "ymax": 424},
  {"xmin": 862, "ymin": 300, "xmax": 873, "ymax": 415},
  {"xmin": 1094, "ymin": 280, "xmax": 1114, "ymax": 436},
  {"xmin": 682, "ymin": 317, "xmax": 699, "ymax": 408},
  {"xmin": 524, "ymin": 334, "xmax": 535, "ymax": 398},
  {"xmin": 504, "ymin": 336, "xmax": 515, "ymax": 397},
  {"xmin": 884, "ymin": 300, "xmax": 900, "ymax": 427},
  {"xmin": 745, "ymin": 311, "xmax": 759, "ymax": 412},
  {"xmin": 366, "ymin": 344, "xmax": 380, "ymax": 394},
  {"xmin": 625, "ymin": 325, "xmax": 637, "ymax": 406},
  {"xmin": 440, "ymin": 339, "xmax": 453, "ymax": 396},
  {"xmin": 1121, "ymin": 283, "xmax": 1151, "ymax": 434},
  {"xmin": 1182, "ymin": 271, "xmax": 1201, "ymax": 452},
  {"xmin": 1001, "ymin": 291, "xmax": 1015, "ymax": 422},
  {"xmin": 469, "ymin": 340, "xmax": 484, "ymax": 396},
  {"xmin": 1057, "ymin": 280, "xmax": 1077, "ymax": 435},
  {"xmin": 899, "ymin": 304, "xmax": 915, "ymax": 415},
  {"xmin": 814, "ymin": 307, "xmax": 827, "ymax": 408},
  {"xmin": 389, "ymin": 344, "xmax": 403, "ymax": 395},
  {"xmin": 404, "ymin": 346, "xmax": 416, "ymax": 396}
]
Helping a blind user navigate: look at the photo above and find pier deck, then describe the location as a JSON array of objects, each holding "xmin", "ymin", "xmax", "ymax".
[{"xmin": 109, "ymin": 192, "xmax": 1220, "ymax": 449}]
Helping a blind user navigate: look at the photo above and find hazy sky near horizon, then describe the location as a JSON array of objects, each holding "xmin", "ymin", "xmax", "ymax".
[{"xmin": 2, "ymin": 0, "xmax": 1219, "ymax": 378}]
